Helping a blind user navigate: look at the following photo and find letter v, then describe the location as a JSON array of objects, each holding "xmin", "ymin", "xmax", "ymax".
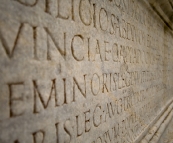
[{"xmin": 0, "ymin": 23, "xmax": 23, "ymax": 58}]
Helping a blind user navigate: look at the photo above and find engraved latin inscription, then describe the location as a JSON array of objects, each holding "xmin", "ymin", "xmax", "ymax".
[{"xmin": 0, "ymin": 0, "xmax": 173, "ymax": 143}]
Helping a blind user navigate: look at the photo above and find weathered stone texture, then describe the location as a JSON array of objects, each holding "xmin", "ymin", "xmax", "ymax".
[{"xmin": 0, "ymin": 0, "xmax": 173, "ymax": 143}]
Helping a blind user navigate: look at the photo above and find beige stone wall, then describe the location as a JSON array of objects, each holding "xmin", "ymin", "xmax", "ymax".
[
  {"xmin": 159, "ymin": 117, "xmax": 173, "ymax": 143},
  {"xmin": 0, "ymin": 0, "xmax": 173, "ymax": 143}
]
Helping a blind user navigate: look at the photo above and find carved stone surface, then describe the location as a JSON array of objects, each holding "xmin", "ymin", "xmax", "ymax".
[
  {"xmin": 159, "ymin": 117, "xmax": 173, "ymax": 143},
  {"xmin": 0, "ymin": 0, "xmax": 173, "ymax": 143}
]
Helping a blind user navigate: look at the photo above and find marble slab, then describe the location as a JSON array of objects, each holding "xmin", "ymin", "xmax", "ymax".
[{"xmin": 0, "ymin": 0, "xmax": 173, "ymax": 143}]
